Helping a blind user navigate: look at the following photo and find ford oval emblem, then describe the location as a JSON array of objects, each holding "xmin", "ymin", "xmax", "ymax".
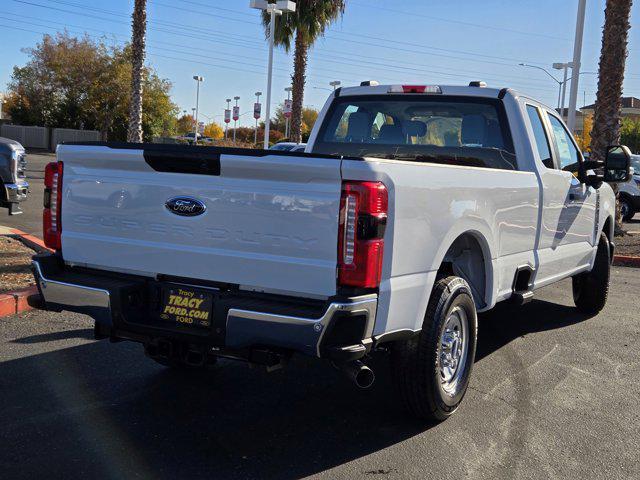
[{"xmin": 165, "ymin": 196, "xmax": 206, "ymax": 216}]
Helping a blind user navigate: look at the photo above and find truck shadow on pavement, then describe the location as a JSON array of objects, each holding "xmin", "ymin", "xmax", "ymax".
[{"xmin": 2, "ymin": 298, "xmax": 593, "ymax": 480}]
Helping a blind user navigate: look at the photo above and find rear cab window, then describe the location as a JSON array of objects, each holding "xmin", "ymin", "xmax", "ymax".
[
  {"xmin": 525, "ymin": 104, "xmax": 555, "ymax": 169},
  {"xmin": 313, "ymin": 95, "xmax": 517, "ymax": 170}
]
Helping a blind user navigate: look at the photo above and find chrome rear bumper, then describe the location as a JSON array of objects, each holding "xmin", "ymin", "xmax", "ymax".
[
  {"xmin": 32, "ymin": 258, "xmax": 112, "ymax": 324},
  {"xmin": 32, "ymin": 255, "xmax": 377, "ymax": 359}
]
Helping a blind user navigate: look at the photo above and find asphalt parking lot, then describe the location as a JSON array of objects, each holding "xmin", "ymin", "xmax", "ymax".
[{"xmin": 1, "ymin": 268, "xmax": 639, "ymax": 479}]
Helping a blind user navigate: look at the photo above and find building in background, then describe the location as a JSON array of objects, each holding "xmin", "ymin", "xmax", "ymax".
[{"xmin": 581, "ymin": 97, "xmax": 640, "ymax": 121}]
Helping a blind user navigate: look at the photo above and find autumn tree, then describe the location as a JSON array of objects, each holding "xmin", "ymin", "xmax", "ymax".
[
  {"xmin": 7, "ymin": 32, "xmax": 178, "ymax": 141},
  {"xmin": 204, "ymin": 122, "xmax": 224, "ymax": 139}
]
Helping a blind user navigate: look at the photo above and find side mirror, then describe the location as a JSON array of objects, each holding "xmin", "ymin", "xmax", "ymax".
[{"xmin": 604, "ymin": 145, "xmax": 632, "ymax": 183}]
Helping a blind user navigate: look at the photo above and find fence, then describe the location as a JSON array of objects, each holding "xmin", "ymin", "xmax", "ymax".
[
  {"xmin": 0, "ymin": 124, "xmax": 49, "ymax": 149},
  {"xmin": 50, "ymin": 128, "xmax": 100, "ymax": 149},
  {"xmin": 0, "ymin": 124, "xmax": 100, "ymax": 150}
]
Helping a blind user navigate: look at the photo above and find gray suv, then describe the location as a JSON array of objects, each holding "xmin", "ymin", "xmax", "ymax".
[{"xmin": 0, "ymin": 137, "xmax": 29, "ymax": 215}]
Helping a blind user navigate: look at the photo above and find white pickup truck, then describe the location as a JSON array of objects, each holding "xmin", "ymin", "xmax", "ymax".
[{"xmin": 32, "ymin": 82, "xmax": 631, "ymax": 421}]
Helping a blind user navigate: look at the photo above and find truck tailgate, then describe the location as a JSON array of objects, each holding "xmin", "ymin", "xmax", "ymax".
[{"xmin": 58, "ymin": 145, "xmax": 342, "ymax": 297}]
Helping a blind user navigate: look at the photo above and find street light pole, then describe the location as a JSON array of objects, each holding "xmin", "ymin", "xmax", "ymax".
[
  {"xmin": 329, "ymin": 80, "xmax": 341, "ymax": 91},
  {"xmin": 519, "ymin": 63, "xmax": 562, "ymax": 109},
  {"xmin": 567, "ymin": 0, "xmax": 586, "ymax": 132},
  {"xmin": 193, "ymin": 75, "xmax": 204, "ymax": 142},
  {"xmin": 264, "ymin": 5, "xmax": 277, "ymax": 148},
  {"xmin": 250, "ymin": 1, "xmax": 296, "ymax": 149},
  {"xmin": 254, "ymin": 91, "xmax": 262, "ymax": 146},
  {"xmin": 225, "ymin": 98, "xmax": 231, "ymax": 140},
  {"xmin": 233, "ymin": 96, "xmax": 240, "ymax": 143},
  {"xmin": 284, "ymin": 86, "xmax": 292, "ymax": 138},
  {"xmin": 553, "ymin": 62, "xmax": 573, "ymax": 118}
]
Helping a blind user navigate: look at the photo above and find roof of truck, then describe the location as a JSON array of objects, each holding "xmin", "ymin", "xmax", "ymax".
[{"xmin": 336, "ymin": 83, "xmax": 510, "ymax": 99}]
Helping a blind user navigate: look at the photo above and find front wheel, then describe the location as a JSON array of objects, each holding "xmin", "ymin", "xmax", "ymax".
[
  {"xmin": 392, "ymin": 276, "xmax": 478, "ymax": 421},
  {"xmin": 572, "ymin": 231, "xmax": 611, "ymax": 315}
]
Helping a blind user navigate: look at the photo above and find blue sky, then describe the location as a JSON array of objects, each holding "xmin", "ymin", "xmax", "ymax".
[{"xmin": 1, "ymin": 0, "xmax": 639, "ymax": 127}]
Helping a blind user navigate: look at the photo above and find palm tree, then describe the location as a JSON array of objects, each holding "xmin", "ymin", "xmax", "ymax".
[
  {"xmin": 589, "ymin": 0, "xmax": 633, "ymax": 233},
  {"xmin": 127, "ymin": 0, "xmax": 147, "ymax": 143},
  {"xmin": 262, "ymin": 0, "xmax": 345, "ymax": 143}
]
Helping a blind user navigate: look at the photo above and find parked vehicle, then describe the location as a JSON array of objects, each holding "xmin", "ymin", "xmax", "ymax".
[
  {"xmin": 269, "ymin": 142, "xmax": 306, "ymax": 151},
  {"xmin": 619, "ymin": 154, "xmax": 640, "ymax": 221},
  {"xmin": 32, "ymin": 82, "xmax": 631, "ymax": 421},
  {"xmin": 0, "ymin": 137, "xmax": 28, "ymax": 215},
  {"xmin": 290, "ymin": 144, "xmax": 307, "ymax": 152}
]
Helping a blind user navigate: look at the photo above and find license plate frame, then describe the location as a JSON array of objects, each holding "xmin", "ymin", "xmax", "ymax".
[{"xmin": 159, "ymin": 285, "xmax": 214, "ymax": 330}]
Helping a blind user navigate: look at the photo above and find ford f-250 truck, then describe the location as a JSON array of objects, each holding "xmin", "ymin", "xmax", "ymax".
[{"xmin": 32, "ymin": 82, "xmax": 631, "ymax": 421}]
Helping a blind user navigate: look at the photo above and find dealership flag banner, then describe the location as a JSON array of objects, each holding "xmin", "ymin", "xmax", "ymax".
[
  {"xmin": 224, "ymin": 109, "xmax": 231, "ymax": 124},
  {"xmin": 284, "ymin": 99, "xmax": 292, "ymax": 118}
]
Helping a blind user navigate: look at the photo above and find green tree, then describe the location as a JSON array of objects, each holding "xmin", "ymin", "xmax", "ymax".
[
  {"xmin": 589, "ymin": 0, "xmax": 633, "ymax": 233},
  {"xmin": 7, "ymin": 32, "xmax": 178, "ymax": 142},
  {"xmin": 620, "ymin": 118, "xmax": 640, "ymax": 154},
  {"xmin": 262, "ymin": 1, "xmax": 345, "ymax": 143},
  {"xmin": 127, "ymin": 0, "xmax": 147, "ymax": 142}
]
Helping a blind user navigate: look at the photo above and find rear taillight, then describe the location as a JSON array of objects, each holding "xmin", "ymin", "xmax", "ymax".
[
  {"xmin": 338, "ymin": 181, "xmax": 388, "ymax": 288},
  {"xmin": 43, "ymin": 161, "xmax": 63, "ymax": 250}
]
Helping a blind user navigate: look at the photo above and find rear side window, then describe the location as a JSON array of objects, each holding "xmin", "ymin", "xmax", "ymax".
[
  {"xmin": 314, "ymin": 95, "xmax": 517, "ymax": 170},
  {"xmin": 526, "ymin": 105, "xmax": 554, "ymax": 169},
  {"xmin": 546, "ymin": 114, "xmax": 581, "ymax": 172}
]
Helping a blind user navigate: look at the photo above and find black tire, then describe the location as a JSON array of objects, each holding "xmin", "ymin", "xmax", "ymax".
[
  {"xmin": 391, "ymin": 276, "xmax": 478, "ymax": 421},
  {"xmin": 572, "ymin": 231, "xmax": 610, "ymax": 314},
  {"xmin": 620, "ymin": 196, "xmax": 634, "ymax": 222}
]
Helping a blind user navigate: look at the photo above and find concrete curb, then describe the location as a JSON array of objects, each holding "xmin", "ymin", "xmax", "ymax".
[
  {"xmin": 0, "ymin": 287, "xmax": 40, "ymax": 317},
  {"xmin": 3, "ymin": 227, "xmax": 53, "ymax": 254},
  {"xmin": 613, "ymin": 255, "xmax": 640, "ymax": 268},
  {"xmin": 0, "ymin": 227, "xmax": 49, "ymax": 318}
]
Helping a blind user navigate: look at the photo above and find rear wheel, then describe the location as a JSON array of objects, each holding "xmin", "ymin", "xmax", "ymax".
[
  {"xmin": 572, "ymin": 232, "xmax": 611, "ymax": 315},
  {"xmin": 392, "ymin": 276, "xmax": 477, "ymax": 421}
]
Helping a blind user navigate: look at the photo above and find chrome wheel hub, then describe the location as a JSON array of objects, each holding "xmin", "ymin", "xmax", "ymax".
[{"xmin": 438, "ymin": 306, "xmax": 469, "ymax": 395}]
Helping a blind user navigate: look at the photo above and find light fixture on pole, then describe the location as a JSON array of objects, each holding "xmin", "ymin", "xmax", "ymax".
[
  {"xmin": 567, "ymin": 0, "xmax": 586, "ymax": 132},
  {"xmin": 329, "ymin": 80, "xmax": 341, "ymax": 91},
  {"xmin": 250, "ymin": 0, "xmax": 297, "ymax": 149},
  {"xmin": 553, "ymin": 62, "xmax": 573, "ymax": 119},
  {"xmin": 254, "ymin": 91, "xmax": 262, "ymax": 146},
  {"xmin": 224, "ymin": 98, "xmax": 231, "ymax": 139},
  {"xmin": 233, "ymin": 96, "xmax": 240, "ymax": 143},
  {"xmin": 518, "ymin": 63, "xmax": 563, "ymax": 109},
  {"xmin": 284, "ymin": 86, "xmax": 293, "ymax": 139},
  {"xmin": 192, "ymin": 75, "xmax": 204, "ymax": 142}
]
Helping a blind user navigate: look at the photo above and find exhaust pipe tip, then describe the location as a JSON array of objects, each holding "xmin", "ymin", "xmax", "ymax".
[
  {"xmin": 339, "ymin": 360, "xmax": 375, "ymax": 389},
  {"xmin": 354, "ymin": 365, "xmax": 375, "ymax": 389}
]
